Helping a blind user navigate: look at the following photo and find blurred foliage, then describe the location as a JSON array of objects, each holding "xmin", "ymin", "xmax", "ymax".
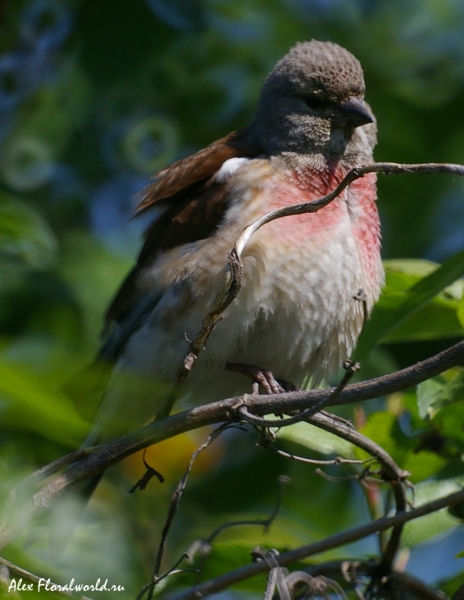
[{"xmin": 0, "ymin": 0, "xmax": 464, "ymax": 598}]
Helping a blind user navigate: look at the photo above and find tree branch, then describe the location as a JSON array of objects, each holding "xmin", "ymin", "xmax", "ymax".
[{"xmin": 170, "ymin": 488, "xmax": 464, "ymax": 600}]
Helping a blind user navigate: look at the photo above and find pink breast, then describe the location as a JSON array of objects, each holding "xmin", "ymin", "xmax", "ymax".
[
  {"xmin": 262, "ymin": 169, "xmax": 381, "ymax": 280},
  {"xmin": 264, "ymin": 167, "xmax": 351, "ymax": 243}
]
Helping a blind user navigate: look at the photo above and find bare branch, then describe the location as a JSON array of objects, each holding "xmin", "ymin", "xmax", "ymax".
[
  {"xmin": 169, "ymin": 488, "xmax": 464, "ymax": 600},
  {"xmin": 2, "ymin": 161, "xmax": 463, "ymax": 599},
  {"xmin": 233, "ymin": 162, "xmax": 464, "ymax": 260},
  {"xmin": 161, "ymin": 247, "xmax": 244, "ymax": 419},
  {"xmin": 1, "ymin": 339, "xmax": 462, "ymax": 553},
  {"xmin": 305, "ymin": 412, "xmax": 410, "ymax": 575}
]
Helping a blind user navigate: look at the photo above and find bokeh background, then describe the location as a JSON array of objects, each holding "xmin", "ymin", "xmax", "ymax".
[{"xmin": 1, "ymin": 0, "xmax": 464, "ymax": 598}]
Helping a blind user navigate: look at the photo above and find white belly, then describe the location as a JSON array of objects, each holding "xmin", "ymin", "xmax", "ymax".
[{"xmin": 106, "ymin": 217, "xmax": 376, "ymax": 424}]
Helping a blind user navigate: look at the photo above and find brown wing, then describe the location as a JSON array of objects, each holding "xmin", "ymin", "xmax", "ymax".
[
  {"xmin": 135, "ymin": 129, "xmax": 260, "ymax": 214},
  {"xmin": 104, "ymin": 128, "xmax": 261, "ymax": 331}
]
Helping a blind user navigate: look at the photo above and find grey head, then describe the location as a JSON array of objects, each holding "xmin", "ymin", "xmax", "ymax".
[{"xmin": 248, "ymin": 40, "xmax": 376, "ymax": 162}]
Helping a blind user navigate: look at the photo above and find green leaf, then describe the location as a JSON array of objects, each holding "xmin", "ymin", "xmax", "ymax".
[
  {"xmin": 459, "ymin": 294, "xmax": 464, "ymax": 328},
  {"xmin": 418, "ymin": 370, "xmax": 464, "ymax": 419},
  {"xmin": 356, "ymin": 256, "xmax": 464, "ymax": 361},
  {"xmin": 277, "ymin": 421, "xmax": 354, "ymax": 456},
  {"xmin": 0, "ymin": 360, "xmax": 90, "ymax": 446},
  {"xmin": 417, "ymin": 378, "xmax": 447, "ymax": 419},
  {"xmin": 434, "ymin": 401, "xmax": 464, "ymax": 444},
  {"xmin": 401, "ymin": 478, "xmax": 463, "ymax": 547},
  {"xmin": 0, "ymin": 193, "xmax": 58, "ymax": 269},
  {"xmin": 436, "ymin": 570, "xmax": 464, "ymax": 597},
  {"xmin": 59, "ymin": 232, "xmax": 132, "ymax": 351},
  {"xmin": 358, "ymin": 411, "xmax": 446, "ymax": 481}
]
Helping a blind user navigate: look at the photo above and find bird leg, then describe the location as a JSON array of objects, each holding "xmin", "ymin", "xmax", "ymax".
[{"xmin": 226, "ymin": 362, "xmax": 299, "ymax": 395}]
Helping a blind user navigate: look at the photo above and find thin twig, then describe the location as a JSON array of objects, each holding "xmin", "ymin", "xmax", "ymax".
[
  {"xmin": 134, "ymin": 555, "xmax": 195, "ymax": 600},
  {"xmin": 189, "ymin": 476, "xmax": 290, "ymax": 584},
  {"xmin": 205, "ymin": 475, "xmax": 289, "ymax": 546},
  {"xmin": 308, "ymin": 409, "xmax": 409, "ymax": 573},
  {"xmin": 305, "ymin": 412, "xmax": 409, "ymax": 483},
  {"xmin": 241, "ymin": 409, "xmax": 410, "ymax": 592},
  {"xmin": 2, "ymin": 161, "xmax": 463, "ymax": 596},
  {"xmin": 143, "ymin": 424, "xmax": 232, "ymax": 600},
  {"xmin": 2, "ymin": 339, "xmax": 463, "ymax": 553},
  {"xmin": 315, "ymin": 468, "xmax": 377, "ymax": 483},
  {"xmin": 264, "ymin": 443, "xmax": 375, "ymax": 467},
  {"xmin": 170, "ymin": 162, "xmax": 464, "ymax": 407},
  {"xmin": 164, "ymin": 247, "xmax": 243, "ymax": 418},
  {"xmin": 128, "ymin": 449, "xmax": 164, "ymax": 493}
]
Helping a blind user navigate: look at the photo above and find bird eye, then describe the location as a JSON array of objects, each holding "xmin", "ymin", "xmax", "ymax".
[{"xmin": 303, "ymin": 93, "xmax": 325, "ymax": 110}]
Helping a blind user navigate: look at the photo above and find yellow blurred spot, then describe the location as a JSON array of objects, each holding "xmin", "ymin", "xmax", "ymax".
[{"xmin": 122, "ymin": 429, "xmax": 224, "ymax": 483}]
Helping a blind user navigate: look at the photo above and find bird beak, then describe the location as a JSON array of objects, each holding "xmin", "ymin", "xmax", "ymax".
[{"xmin": 338, "ymin": 97, "xmax": 374, "ymax": 127}]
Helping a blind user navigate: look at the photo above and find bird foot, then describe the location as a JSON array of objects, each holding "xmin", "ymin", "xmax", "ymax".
[{"xmin": 226, "ymin": 362, "xmax": 298, "ymax": 395}]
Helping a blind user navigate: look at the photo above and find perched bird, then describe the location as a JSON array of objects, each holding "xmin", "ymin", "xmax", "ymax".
[{"xmin": 93, "ymin": 40, "xmax": 383, "ymax": 440}]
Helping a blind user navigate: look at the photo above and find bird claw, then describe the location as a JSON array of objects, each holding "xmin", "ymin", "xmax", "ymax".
[{"xmin": 226, "ymin": 362, "xmax": 298, "ymax": 395}]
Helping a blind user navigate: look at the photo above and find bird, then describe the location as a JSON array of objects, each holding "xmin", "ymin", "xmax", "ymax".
[{"xmin": 90, "ymin": 40, "xmax": 384, "ymax": 441}]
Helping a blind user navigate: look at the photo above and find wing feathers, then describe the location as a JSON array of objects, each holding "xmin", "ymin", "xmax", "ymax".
[
  {"xmin": 135, "ymin": 129, "xmax": 260, "ymax": 214},
  {"xmin": 104, "ymin": 129, "xmax": 262, "ymax": 330}
]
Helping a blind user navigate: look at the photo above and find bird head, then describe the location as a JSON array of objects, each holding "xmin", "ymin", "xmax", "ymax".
[{"xmin": 249, "ymin": 40, "xmax": 376, "ymax": 160}]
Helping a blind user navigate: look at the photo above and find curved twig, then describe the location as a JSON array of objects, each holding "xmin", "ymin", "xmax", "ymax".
[
  {"xmin": 174, "ymin": 162, "xmax": 464, "ymax": 401},
  {"xmin": 263, "ymin": 443, "xmax": 373, "ymax": 467},
  {"xmin": 150, "ymin": 424, "xmax": 232, "ymax": 595},
  {"xmin": 309, "ymin": 413, "xmax": 409, "ymax": 580},
  {"xmin": 187, "ymin": 476, "xmax": 290, "ymax": 587},
  {"xmin": 302, "ymin": 410, "xmax": 410, "ymax": 578},
  {"xmin": 204, "ymin": 475, "xmax": 289, "ymax": 546}
]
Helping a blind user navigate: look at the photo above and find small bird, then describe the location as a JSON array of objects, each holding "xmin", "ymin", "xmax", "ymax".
[{"xmin": 93, "ymin": 40, "xmax": 383, "ymax": 440}]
